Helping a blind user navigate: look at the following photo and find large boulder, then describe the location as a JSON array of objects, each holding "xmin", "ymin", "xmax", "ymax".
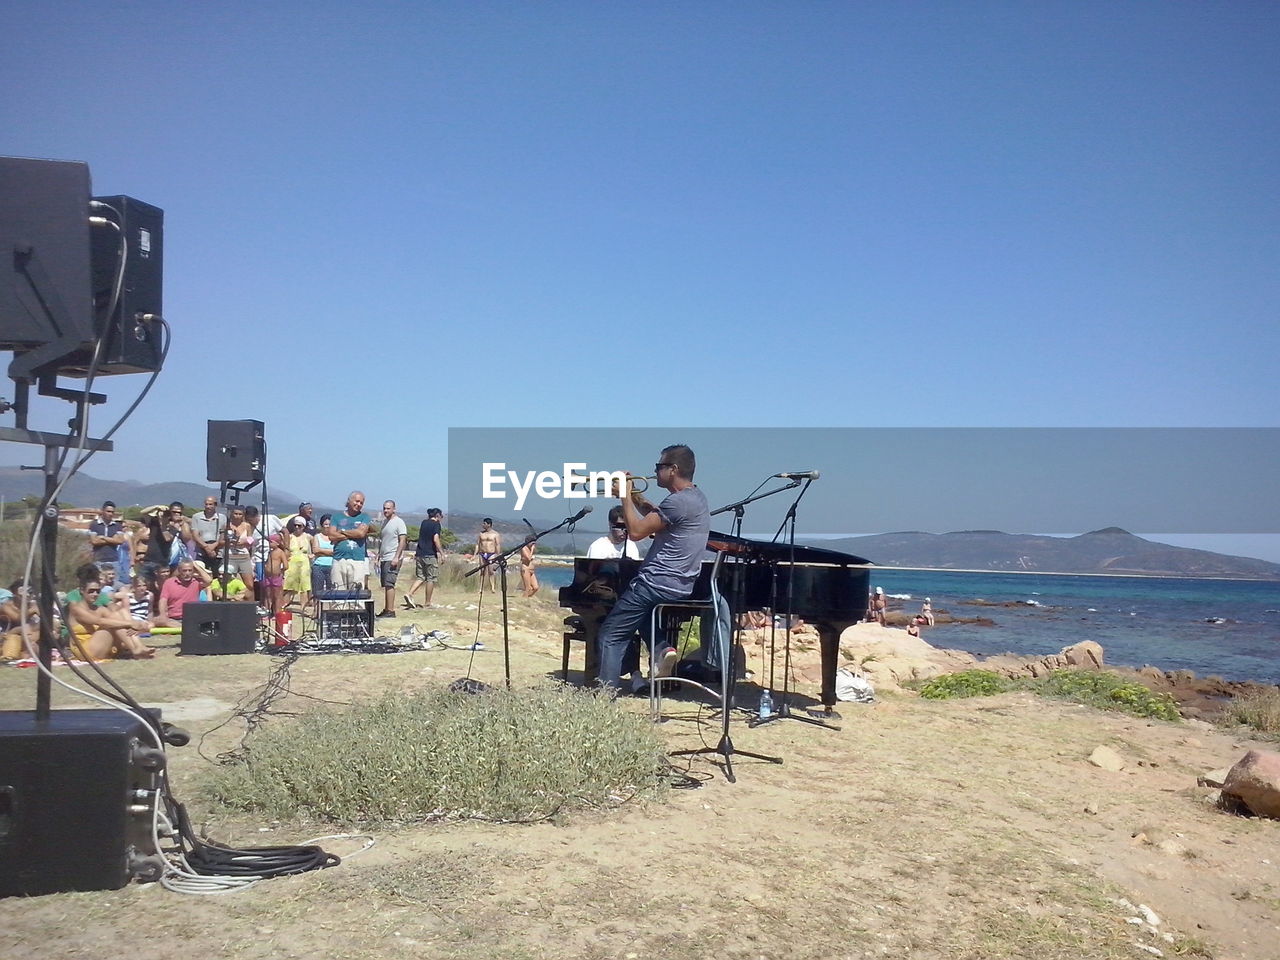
[
  {"xmin": 837, "ymin": 622, "xmax": 976, "ymax": 693},
  {"xmin": 1062, "ymin": 641, "xmax": 1105, "ymax": 669},
  {"xmin": 1221, "ymin": 749, "xmax": 1280, "ymax": 818}
]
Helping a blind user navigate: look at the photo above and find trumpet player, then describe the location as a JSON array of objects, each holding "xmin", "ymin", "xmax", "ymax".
[{"xmin": 596, "ymin": 444, "xmax": 710, "ymax": 695}]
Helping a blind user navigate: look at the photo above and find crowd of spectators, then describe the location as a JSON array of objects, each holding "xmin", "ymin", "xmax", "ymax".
[{"xmin": 0, "ymin": 491, "xmax": 446, "ymax": 663}]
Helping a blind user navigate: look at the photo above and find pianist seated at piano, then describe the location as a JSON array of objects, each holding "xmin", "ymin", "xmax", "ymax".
[
  {"xmin": 595, "ymin": 444, "xmax": 711, "ymax": 695},
  {"xmin": 587, "ymin": 506, "xmax": 641, "ymax": 561}
]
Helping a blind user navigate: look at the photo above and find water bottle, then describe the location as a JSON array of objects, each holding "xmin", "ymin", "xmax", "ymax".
[{"xmin": 758, "ymin": 689, "xmax": 774, "ymax": 720}]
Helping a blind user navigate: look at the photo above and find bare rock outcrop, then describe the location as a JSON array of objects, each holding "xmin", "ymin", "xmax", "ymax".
[{"xmin": 1221, "ymin": 749, "xmax": 1280, "ymax": 818}]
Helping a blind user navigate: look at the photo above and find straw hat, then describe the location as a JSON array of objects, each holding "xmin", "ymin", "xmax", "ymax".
[{"xmin": 140, "ymin": 504, "xmax": 168, "ymax": 518}]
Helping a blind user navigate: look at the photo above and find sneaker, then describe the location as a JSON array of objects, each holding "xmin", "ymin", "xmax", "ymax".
[
  {"xmin": 655, "ymin": 647, "xmax": 679, "ymax": 679},
  {"xmin": 376, "ymin": 610, "xmax": 396, "ymax": 619}
]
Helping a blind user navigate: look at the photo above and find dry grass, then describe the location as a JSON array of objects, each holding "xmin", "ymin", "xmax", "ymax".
[
  {"xmin": 0, "ymin": 575, "xmax": 1268, "ymax": 959},
  {"xmin": 1223, "ymin": 686, "xmax": 1280, "ymax": 737}
]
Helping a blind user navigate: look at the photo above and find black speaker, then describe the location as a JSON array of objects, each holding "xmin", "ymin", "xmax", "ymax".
[
  {"xmin": 206, "ymin": 420, "xmax": 266, "ymax": 483},
  {"xmin": 180, "ymin": 602, "xmax": 258, "ymax": 655},
  {"xmin": 82, "ymin": 194, "xmax": 164, "ymax": 375},
  {"xmin": 0, "ymin": 157, "xmax": 95, "ymax": 350},
  {"xmin": 0, "ymin": 708, "xmax": 166, "ymax": 896}
]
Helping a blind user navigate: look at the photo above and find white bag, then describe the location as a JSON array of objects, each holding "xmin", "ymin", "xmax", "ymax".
[{"xmin": 835, "ymin": 668, "xmax": 875, "ymax": 703}]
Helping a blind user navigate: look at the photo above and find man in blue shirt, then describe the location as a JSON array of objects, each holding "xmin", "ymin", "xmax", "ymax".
[
  {"xmin": 596, "ymin": 444, "xmax": 710, "ymax": 694},
  {"xmin": 328, "ymin": 491, "xmax": 372, "ymax": 591}
]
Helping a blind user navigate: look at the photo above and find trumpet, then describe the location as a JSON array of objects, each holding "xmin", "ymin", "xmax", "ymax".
[{"xmin": 568, "ymin": 473, "xmax": 655, "ymax": 496}]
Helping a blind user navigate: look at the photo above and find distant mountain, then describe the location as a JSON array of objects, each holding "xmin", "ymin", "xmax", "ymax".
[
  {"xmin": 0, "ymin": 466, "xmax": 311, "ymax": 515},
  {"xmin": 812, "ymin": 528, "xmax": 1280, "ymax": 580}
]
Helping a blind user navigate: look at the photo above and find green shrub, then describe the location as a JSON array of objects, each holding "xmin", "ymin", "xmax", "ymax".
[
  {"xmin": 204, "ymin": 684, "xmax": 668, "ymax": 823},
  {"xmin": 1030, "ymin": 669, "xmax": 1181, "ymax": 722},
  {"xmin": 918, "ymin": 670, "xmax": 1015, "ymax": 700}
]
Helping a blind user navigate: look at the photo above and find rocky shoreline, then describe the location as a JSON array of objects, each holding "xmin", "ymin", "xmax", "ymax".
[{"xmin": 822, "ymin": 620, "xmax": 1270, "ymax": 722}]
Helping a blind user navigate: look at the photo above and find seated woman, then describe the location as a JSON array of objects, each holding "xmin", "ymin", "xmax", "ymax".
[
  {"xmin": 1, "ymin": 580, "xmax": 41, "ymax": 660},
  {"xmin": 66, "ymin": 574, "xmax": 155, "ymax": 660}
]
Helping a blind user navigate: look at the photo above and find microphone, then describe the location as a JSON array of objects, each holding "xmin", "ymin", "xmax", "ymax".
[
  {"xmin": 567, "ymin": 505, "xmax": 593, "ymax": 523},
  {"xmin": 773, "ymin": 471, "xmax": 821, "ymax": 480}
]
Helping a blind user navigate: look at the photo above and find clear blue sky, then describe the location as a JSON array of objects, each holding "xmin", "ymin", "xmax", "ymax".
[{"xmin": 3, "ymin": 3, "xmax": 1279, "ymax": 556}]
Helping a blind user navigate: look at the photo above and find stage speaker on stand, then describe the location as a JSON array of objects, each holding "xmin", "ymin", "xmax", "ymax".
[
  {"xmin": 206, "ymin": 419, "xmax": 265, "ymax": 483},
  {"xmin": 180, "ymin": 602, "xmax": 258, "ymax": 655}
]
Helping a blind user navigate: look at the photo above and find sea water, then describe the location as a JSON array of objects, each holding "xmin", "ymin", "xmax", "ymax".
[{"xmin": 537, "ymin": 565, "xmax": 1280, "ymax": 684}]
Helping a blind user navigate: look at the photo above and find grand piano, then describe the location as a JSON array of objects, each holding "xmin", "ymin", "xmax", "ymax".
[{"xmin": 558, "ymin": 533, "xmax": 871, "ymax": 707}]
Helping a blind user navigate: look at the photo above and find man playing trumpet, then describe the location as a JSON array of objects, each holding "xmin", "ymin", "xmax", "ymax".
[{"xmin": 595, "ymin": 444, "xmax": 710, "ymax": 695}]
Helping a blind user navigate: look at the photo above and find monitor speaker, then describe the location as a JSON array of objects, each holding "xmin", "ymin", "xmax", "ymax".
[
  {"xmin": 0, "ymin": 157, "xmax": 95, "ymax": 351},
  {"xmin": 0, "ymin": 709, "xmax": 166, "ymax": 896},
  {"xmin": 180, "ymin": 602, "xmax": 258, "ymax": 655},
  {"xmin": 84, "ymin": 194, "xmax": 164, "ymax": 375},
  {"xmin": 206, "ymin": 419, "xmax": 265, "ymax": 483}
]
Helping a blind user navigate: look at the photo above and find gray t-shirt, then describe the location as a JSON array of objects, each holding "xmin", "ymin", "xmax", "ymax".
[
  {"xmin": 379, "ymin": 515, "xmax": 408, "ymax": 562},
  {"xmin": 191, "ymin": 511, "xmax": 225, "ymax": 548},
  {"xmin": 637, "ymin": 485, "xmax": 710, "ymax": 595}
]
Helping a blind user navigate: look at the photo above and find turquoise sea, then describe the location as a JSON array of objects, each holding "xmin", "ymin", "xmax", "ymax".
[{"xmin": 539, "ymin": 565, "xmax": 1280, "ymax": 684}]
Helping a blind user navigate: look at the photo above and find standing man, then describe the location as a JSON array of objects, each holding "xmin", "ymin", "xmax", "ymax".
[
  {"xmin": 405, "ymin": 508, "xmax": 445, "ymax": 609},
  {"xmin": 596, "ymin": 444, "xmax": 710, "ymax": 694},
  {"xmin": 376, "ymin": 500, "xmax": 407, "ymax": 618},
  {"xmin": 140, "ymin": 502, "xmax": 190, "ymax": 583},
  {"xmin": 87, "ymin": 501, "xmax": 126, "ymax": 576},
  {"xmin": 329, "ymin": 491, "xmax": 371, "ymax": 591},
  {"xmin": 191, "ymin": 496, "xmax": 226, "ymax": 578},
  {"xmin": 475, "ymin": 518, "xmax": 502, "ymax": 594}
]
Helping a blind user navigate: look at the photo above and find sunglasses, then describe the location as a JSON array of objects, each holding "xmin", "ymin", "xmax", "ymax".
[
  {"xmin": 654, "ymin": 462, "xmax": 674, "ymax": 471},
  {"xmin": 85, "ymin": 588, "xmax": 102, "ymax": 595},
  {"xmin": 611, "ymin": 523, "xmax": 627, "ymax": 530}
]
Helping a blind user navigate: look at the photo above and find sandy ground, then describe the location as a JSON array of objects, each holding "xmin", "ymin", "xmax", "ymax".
[{"xmin": 2, "ymin": 577, "xmax": 1279, "ymax": 960}]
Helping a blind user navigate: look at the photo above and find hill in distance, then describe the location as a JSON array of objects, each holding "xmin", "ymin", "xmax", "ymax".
[{"xmin": 815, "ymin": 527, "xmax": 1280, "ymax": 580}]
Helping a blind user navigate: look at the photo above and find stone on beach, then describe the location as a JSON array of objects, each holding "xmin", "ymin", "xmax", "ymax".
[
  {"xmin": 1221, "ymin": 749, "xmax": 1280, "ymax": 819},
  {"xmin": 1089, "ymin": 745, "xmax": 1126, "ymax": 771}
]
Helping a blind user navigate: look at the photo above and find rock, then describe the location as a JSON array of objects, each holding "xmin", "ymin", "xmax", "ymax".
[
  {"xmin": 1089, "ymin": 745, "xmax": 1126, "ymax": 771},
  {"xmin": 1198, "ymin": 767, "xmax": 1231, "ymax": 788},
  {"xmin": 1169, "ymin": 669, "xmax": 1197, "ymax": 684},
  {"xmin": 1138, "ymin": 665, "xmax": 1166, "ymax": 683},
  {"xmin": 1221, "ymin": 749, "xmax": 1280, "ymax": 818},
  {"xmin": 1156, "ymin": 839, "xmax": 1187, "ymax": 857},
  {"xmin": 1133, "ymin": 825, "xmax": 1166, "ymax": 844},
  {"xmin": 1083, "ymin": 801, "xmax": 1099, "ymax": 815},
  {"xmin": 1062, "ymin": 640, "xmax": 1105, "ymax": 669}
]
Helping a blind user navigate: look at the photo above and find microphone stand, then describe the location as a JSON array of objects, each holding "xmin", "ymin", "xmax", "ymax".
[
  {"xmin": 749, "ymin": 475, "xmax": 839, "ymax": 731},
  {"xmin": 464, "ymin": 509, "xmax": 591, "ymax": 688},
  {"xmin": 668, "ymin": 480, "xmax": 802, "ymax": 776}
]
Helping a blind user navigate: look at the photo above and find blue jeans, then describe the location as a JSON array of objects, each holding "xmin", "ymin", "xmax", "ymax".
[{"xmin": 597, "ymin": 578, "xmax": 685, "ymax": 690}]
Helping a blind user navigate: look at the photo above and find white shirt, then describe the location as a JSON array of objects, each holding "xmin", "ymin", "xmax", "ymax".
[{"xmin": 587, "ymin": 535, "xmax": 640, "ymax": 560}]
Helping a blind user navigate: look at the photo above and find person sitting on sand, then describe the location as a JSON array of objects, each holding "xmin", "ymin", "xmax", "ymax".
[
  {"xmin": 1, "ymin": 581, "xmax": 41, "ymax": 660},
  {"xmin": 152, "ymin": 560, "xmax": 213, "ymax": 628},
  {"xmin": 209, "ymin": 570, "xmax": 252, "ymax": 602},
  {"xmin": 906, "ymin": 619, "xmax": 921, "ymax": 638},
  {"xmin": 66, "ymin": 573, "xmax": 155, "ymax": 661},
  {"xmin": 920, "ymin": 597, "xmax": 934, "ymax": 627}
]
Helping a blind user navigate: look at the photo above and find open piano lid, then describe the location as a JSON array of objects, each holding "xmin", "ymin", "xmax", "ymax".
[{"xmin": 706, "ymin": 531, "xmax": 871, "ymax": 566}]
